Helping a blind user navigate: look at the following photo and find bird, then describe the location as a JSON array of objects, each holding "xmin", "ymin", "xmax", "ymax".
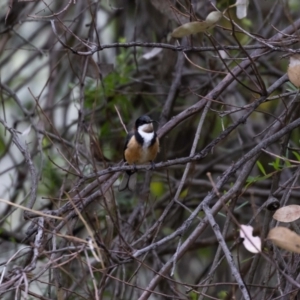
[
  {"xmin": 287, "ymin": 54, "xmax": 300, "ymax": 88},
  {"xmin": 119, "ymin": 115, "xmax": 159, "ymax": 191}
]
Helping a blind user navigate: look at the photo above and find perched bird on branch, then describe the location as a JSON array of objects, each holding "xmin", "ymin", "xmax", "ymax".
[{"xmin": 119, "ymin": 115, "xmax": 159, "ymax": 191}]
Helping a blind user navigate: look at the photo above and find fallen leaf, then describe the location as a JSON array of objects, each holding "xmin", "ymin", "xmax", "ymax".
[
  {"xmin": 240, "ymin": 224, "xmax": 261, "ymax": 253},
  {"xmin": 267, "ymin": 227, "xmax": 300, "ymax": 253},
  {"xmin": 273, "ymin": 205, "xmax": 300, "ymax": 223}
]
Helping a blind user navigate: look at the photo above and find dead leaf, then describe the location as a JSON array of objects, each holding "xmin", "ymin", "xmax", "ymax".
[
  {"xmin": 287, "ymin": 55, "xmax": 300, "ymax": 88},
  {"xmin": 171, "ymin": 22, "xmax": 207, "ymax": 38},
  {"xmin": 273, "ymin": 205, "xmax": 300, "ymax": 223},
  {"xmin": 171, "ymin": 11, "xmax": 222, "ymax": 38},
  {"xmin": 240, "ymin": 224, "xmax": 261, "ymax": 253},
  {"xmin": 267, "ymin": 227, "xmax": 300, "ymax": 253},
  {"xmin": 205, "ymin": 11, "xmax": 223, "ymax": 25},
  {"xmin": 236, "ymin": 0, "xmax": 249, "ymax": 19},
  {"xmin": 142, "ymin": 48, "xmax": 163, "ymax": 60}
]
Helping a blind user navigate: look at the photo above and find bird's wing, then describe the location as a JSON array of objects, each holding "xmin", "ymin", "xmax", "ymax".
[{"xmin": 123, "ymin": 132, "xmax": 134, "ymax": 160}]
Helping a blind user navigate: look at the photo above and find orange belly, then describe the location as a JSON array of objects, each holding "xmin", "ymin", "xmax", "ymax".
[{"xmin": 124, "ymin": 138, "xmax": 159, "ymax": 165}]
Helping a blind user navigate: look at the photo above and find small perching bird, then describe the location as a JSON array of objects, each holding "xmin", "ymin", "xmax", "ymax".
[{"xmin": 119, "ymin": 115, "xmax": 159, "ymax": 191}]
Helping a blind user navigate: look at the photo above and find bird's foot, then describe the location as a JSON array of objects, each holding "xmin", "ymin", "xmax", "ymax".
[
  {"xmin": 150, "ymin": 161, "xmax": 156, "ymax": 170},
  {"xmin": 132, "ymin": 163, "xmax": 137, "ymax": 173}
]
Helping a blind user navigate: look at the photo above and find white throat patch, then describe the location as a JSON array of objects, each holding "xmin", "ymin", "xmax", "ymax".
[{"xmin": 138, "ymin": 124, "xmax": 154, "ymax": 148}]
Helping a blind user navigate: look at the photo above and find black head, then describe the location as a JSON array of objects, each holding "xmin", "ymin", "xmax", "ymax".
[{"xmin": 135, "ymin": 115, "xmax": 153, "ymax": 129}]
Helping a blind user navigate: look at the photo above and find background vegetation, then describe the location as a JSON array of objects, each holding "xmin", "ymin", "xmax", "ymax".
[{"xmin": 1, "ymin": 0, "xmax": 300, "ymax": 299}]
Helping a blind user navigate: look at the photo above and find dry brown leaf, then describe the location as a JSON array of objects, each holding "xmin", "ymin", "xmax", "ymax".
[
  {"xmin": 267, "ymin": 227, "xmax": 300, "ymax": 253},
  {"xmin": 273, "ymin": 205, "xmax": 300, "ymax": 223}
]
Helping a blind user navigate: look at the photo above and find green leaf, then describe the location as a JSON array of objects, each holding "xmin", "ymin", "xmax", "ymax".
[
  {"xmin": 269, "ymin": 157, "xmax": 281, "ymax": 170},
  {"xmin": 292, "ymin": 151, "xmax": 300, "ymax": 161},
  {"xmin": 218, "ymin": 291, "xmax": 228, "ymax": 299},
  {"xmin": 150, "ymin": 181, "xmax": 164, "ymax": 197},
  {"xmin": 256, "ymin": 160, "xmax": 266, "ymax": 176},
  {"xmin": 285, "ymin": 159, "xmax": 292, "ymax": 168},
  {"xmin": 235, "ymin": 201, "xmax": 249, "ymax": 211}
]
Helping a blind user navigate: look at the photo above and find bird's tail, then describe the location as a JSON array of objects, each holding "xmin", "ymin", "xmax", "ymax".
[{"xmin": 118, "ymin": 171, "xmax": 137, "ymax": 191}]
